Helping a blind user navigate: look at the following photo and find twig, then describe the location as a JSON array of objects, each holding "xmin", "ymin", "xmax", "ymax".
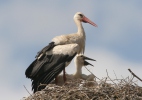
[
  {"xmin": 106, "ymin": 95, "xmax": 111, "ymax": 100},
  {"xmin": 128, "ymin": 75, "xmax": 134, "ymax": 85},
  {"xmin": 121, "ymin": 75, "xmax": 128, "ymax": 84},
  {"xmin": 37, "ymin": 83, "xmax": 48, "ymax": 91},
  {"xmin": 106, "ymin": 69, "xmax": 117, "ymax": 86},
  {"xmin": 128, "ymin": 69, "xmax": 142, "ymax": 82},
  {"xmin": 113, "ymin": 70, "xmax": 118, "ymax": 79},
  {"xmin": 104, "ymin": 77, "xmax": 107, "ymax": 83},
  {"xmin": 23, "ymin": 85, "xmax": 33, "ymax": 97},
  {"xmin": 78, "ymin": 87, "xmax": 90, "ymax": 100},
  {"xmin": 58, "ymin": 88, "xmax": 69, "ymax": 99},
  {"xmin": 113, "ymin": 70, "xmax": 121, "ymax": 83},
  {"xmin": 84, "ymin": 66, "xmax": 101, "ymax": 81}
]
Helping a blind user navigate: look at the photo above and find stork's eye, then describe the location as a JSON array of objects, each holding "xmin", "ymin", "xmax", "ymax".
[
  {"xmin": 78, "ymin": 14, "xmax": 83, "ymax": 18},
  {"xmin": 80, "ymin": 55, "xmax": 83, "ymax": 57}
]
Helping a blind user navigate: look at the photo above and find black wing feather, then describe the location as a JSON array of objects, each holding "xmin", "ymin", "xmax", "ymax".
[
  {"xmin": 35, "ymin": 42, "xmax": 55, "ymax": 59},
  {"xmin": 31, "ymin": 53, "xmax": 76, "ymax": 93},
  {"xmin": 25, "ymin": 59, "xmax": 37, "ymax": 78},
  {"xmin": 25, "ymin": 42, "xmax": 55, "ymax": 78},
  {"xmin": 32, "ymin": 63, "xmax": 65, "ymax": 92},
  {"xmin": 25, "ymin": 42, "xmax": 77, "ymax": 93}
]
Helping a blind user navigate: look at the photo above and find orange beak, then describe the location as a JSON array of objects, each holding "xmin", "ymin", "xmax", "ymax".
[{"xmin": 82, "ymin": 16, "xmax": 98, "ymax": 27}]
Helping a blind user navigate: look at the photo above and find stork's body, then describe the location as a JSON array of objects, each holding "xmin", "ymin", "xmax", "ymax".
[
  {"xmin": 25, "ymin": 12, "xmax": 97, "ymax": 93},
  {"xmin": 52, "ymin": 32, "xmax": 85, "ymax": 54},
  {"xmin": 26, "ymin": 44, "xmax": 80, "ymax": 92}
]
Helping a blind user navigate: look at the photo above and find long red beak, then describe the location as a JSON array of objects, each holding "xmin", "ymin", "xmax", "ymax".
[{"xmin": 82, "ymin": 16, "xmax": 98, "ymax": 27}]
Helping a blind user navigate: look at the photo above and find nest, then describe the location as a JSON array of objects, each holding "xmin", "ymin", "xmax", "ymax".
[
  {"xmin": 23, "ymin": 77, "xmax": 142, "ymax": 100},
  {"xmin": 22, "ymin": 69, "xmax": 142, "ymax": 100}
]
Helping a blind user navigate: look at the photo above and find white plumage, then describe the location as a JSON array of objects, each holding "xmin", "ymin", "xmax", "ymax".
[
  {"xmin": 73, "ymin": 54, "xmax": 95, "ymax": 80},
  {"xmin": 46, "ymin": 44, "xmax": 79, "ymax": 55}
]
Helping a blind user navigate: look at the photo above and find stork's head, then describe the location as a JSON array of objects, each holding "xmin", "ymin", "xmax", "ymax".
[
  {"xmin": 75, "ymin": 54, "xmax": 96, "ymax": 67},
  {"xmin": 74, "ymin": 12, "xmax": 98, "ymax": 27}
]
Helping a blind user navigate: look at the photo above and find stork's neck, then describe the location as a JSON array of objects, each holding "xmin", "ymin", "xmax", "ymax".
[
  {"xmin": 74, "ymin": 58, "xmax": 82, "ymax": 78},
  {"xmin": 74, "ymin": 64, "xmax": 82, "ymax": 76},
  {"xmin": 75, "ymin": 19, "xmax": 85, "ymax": 37},
  {"xmin": 74, "ymin": 19, "xmax": 86, "ymax": 54}
]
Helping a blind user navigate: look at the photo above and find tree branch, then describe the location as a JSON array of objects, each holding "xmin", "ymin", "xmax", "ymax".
[{"xmin": 128, "ymin": 69, "xmax": 142, "ymax": 82}]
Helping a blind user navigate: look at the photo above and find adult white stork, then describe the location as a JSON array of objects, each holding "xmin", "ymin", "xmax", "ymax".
[{"xmin": 25, "ymin": 12, "xmax": 97, "ymax": 92}]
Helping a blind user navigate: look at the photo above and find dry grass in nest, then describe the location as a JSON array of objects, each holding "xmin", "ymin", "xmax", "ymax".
[{"xmin": 22, "ymin": 69, "xmax": 142, "ymax": 100}]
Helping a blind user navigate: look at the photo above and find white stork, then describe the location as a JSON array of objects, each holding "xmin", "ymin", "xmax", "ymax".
[
  {"xmin": 53, "ymin": 54, "xmax": 96, "ymax": 86},
  {"xmin": 73, "ymin": 54, "xmax": 96, "ymax": 80},
  {"xmin": 25, "ymin": 12, "xmax": 97, "ymax": 92}
]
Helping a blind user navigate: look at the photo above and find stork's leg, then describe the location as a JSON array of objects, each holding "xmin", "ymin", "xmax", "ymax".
[
  {"xmin": 55, "ymin": 76, "xmax": 58, "ymax": 84},
  {"xmin": 63, "ymin": 68, "xmax": 66, "ymax": 83}
]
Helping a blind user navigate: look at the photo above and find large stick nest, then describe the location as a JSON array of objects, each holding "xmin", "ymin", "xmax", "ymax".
[{"xmin": 23, "ymin": 76, "xmax": 142, "ymax": 100}]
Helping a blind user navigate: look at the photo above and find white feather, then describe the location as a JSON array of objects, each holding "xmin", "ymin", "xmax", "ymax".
[{"xmin": 46, "ymin": 43, "xmax": 80, "ymax": 55}]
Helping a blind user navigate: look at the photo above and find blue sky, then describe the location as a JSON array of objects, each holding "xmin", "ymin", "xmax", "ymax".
[{"xmin": 0, "ymin": 1, "xmax": 142, "ymax": 99}]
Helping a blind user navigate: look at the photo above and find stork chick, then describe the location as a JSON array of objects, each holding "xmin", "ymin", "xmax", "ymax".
[
  {"xmin": 53, "ymin": 54, "xmax": 96, "ymax": 86},
  {"xmin": 73, "ymin": 54, "xmax": 96, "ymax": 80}
]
